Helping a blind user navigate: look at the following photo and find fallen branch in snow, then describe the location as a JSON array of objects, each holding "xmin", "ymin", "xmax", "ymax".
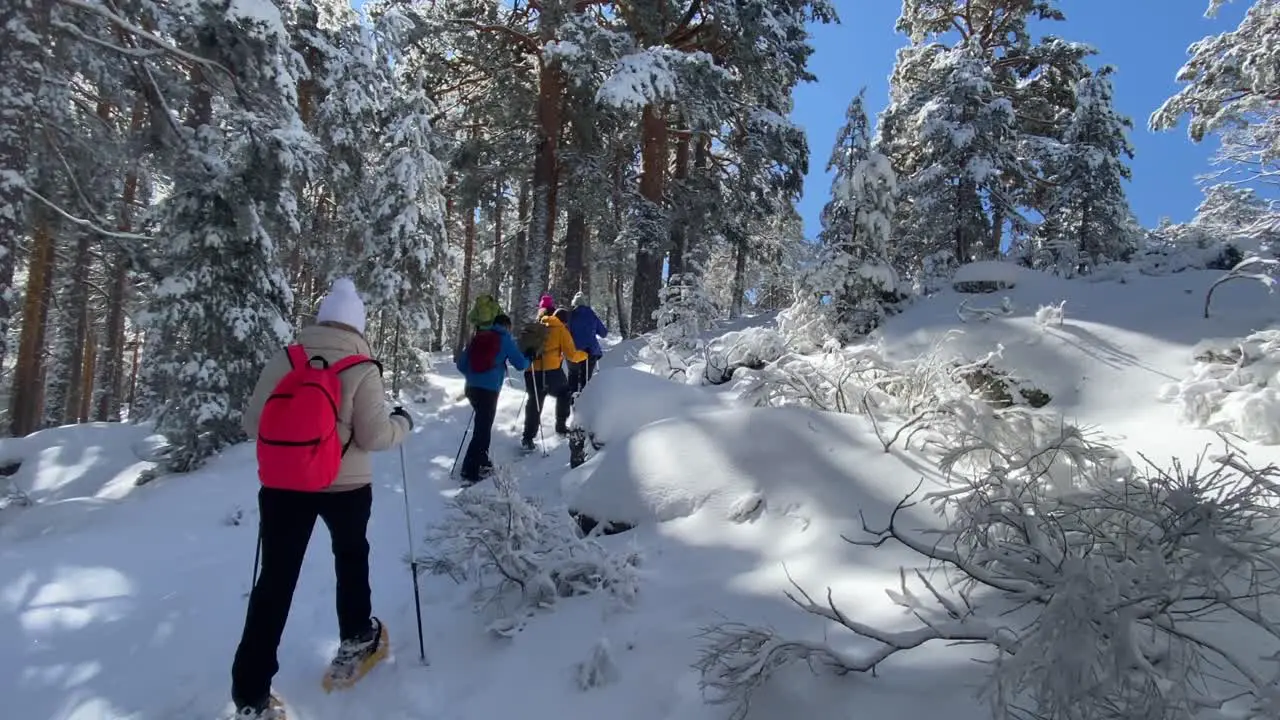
[
  {"xmin": 698, "ymin": 432, "xmax": 1280, "ymax": 719},
  {"xmin": 956, "ymin": 296, "xmax": 1013, "ymax": 323},
  {"xmin": 1204, "ymin": 255, "xmax": 1280, "ymax": 318},
  {"xmin": 419, "ymin": 469, "xmax": 641, "ymax": 632}
]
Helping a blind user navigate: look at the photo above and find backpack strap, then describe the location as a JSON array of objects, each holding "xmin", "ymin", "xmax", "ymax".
[
  {"xmin": 285, "ymin": 344, "xmax": 308, "ymax": 369},
  {"xmin": 330, "ymin": 354, "xmax": 381, "ymax": 375},
  {"xmin": 325, "ymin": 354, "xmax": 383, "ymax": 457}
]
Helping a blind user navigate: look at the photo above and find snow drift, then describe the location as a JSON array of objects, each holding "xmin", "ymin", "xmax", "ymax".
[
  {"xmin": 570, "ymin": 367, "xmax": 734, "ymax": 444},
  {"xmin": 563, "ymin": 404, "xmax": 928, "ymax": 528}
]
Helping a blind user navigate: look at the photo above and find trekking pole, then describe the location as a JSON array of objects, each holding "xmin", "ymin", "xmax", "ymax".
[
  {"xmin": 248, "ymin": 524, "xmax": 261, "ymax": 598},
  {"xmin": 532, "ymin": 362, "xmax": 548, "ymax": 457},
  {"xmin": 391, "ymin": 315, "xmax": 428, "ymax": 665},
  {"xmin": 449, "ymin": 410, "xmax": 474, "ymax": 477}
]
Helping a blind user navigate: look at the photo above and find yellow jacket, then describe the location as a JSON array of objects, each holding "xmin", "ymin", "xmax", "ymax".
[{"xmin": 529, "ymin": 314, "xmax": 587, "ymax": 371}]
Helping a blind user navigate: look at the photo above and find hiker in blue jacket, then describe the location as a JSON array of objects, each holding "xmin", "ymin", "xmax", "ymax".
[
  {"xmin": 456, "ymin": 312, "xmax": 529, "ymax": 484},
  {"xmin": 566, "ymin": 292, "xmax": 608, "ymax": 395}
]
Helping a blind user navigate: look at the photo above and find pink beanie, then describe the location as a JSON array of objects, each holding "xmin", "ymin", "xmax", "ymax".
[{"xmin": 538, "ymin": 294, "xmax": 555, "ymax": 311}]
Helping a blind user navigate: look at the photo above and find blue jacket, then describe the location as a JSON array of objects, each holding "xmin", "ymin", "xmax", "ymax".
[
  {"xmin": 456, "ymin": 325, "xmax": 529, "ymax": 392},
  {"xmin": 567, "ymin": 305, "xmax": 607, "ymax": 358}
]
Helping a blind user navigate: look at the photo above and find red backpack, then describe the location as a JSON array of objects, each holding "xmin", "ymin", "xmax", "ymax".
[
  {"xmin": 467, "ymin": 330, "xmax": 502, "ymax": 373},
  {"xmin": 256, "ymin": 345, "xmax": 379, "ymax": 492}
]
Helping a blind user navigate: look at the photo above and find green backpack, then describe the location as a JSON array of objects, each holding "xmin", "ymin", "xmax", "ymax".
[
  {"xmin": 467, "ymin": 294, "xmax": 502, "ymax": 328},
  {"xmin": 517, "ymin": 319, "xmax": 549, "ymax": 358}
]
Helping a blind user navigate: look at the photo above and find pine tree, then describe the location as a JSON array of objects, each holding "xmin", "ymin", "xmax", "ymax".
[
  {"xmin": 143, "ymin": 4, "xmax": 307, "ymax": 472},
  {"xmin": 883, "ymin": 44, "xmax": 1021, "ymax": 288},
  {"xmin": 813, "ymin": 89, "xmax": 900, "ymax": 339},
  {"xmin": 1034, "ymin": 67, "xmax": 1137, "ymax": 275}
]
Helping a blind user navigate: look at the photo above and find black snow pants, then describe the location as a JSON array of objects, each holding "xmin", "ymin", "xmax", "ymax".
[
  {"xmin": 567, "ymin": 355, "xmax": 600, "ymax": 396},
  {"xmin": 461, "ymin": 386, "xmax": 500, "ymax": 479},
  {"xmin": 231, "ymin": 484, "xmax": 373, "ymax": 708},
  {"xmin": 523, "ymin": 368, "xmax": 570, "ymax": 440}
]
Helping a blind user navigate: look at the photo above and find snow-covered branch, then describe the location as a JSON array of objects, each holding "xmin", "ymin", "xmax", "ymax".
[
  {"xmin": 419, "ymin": 469, "xmax": 641, "ymax": 636},
  {"xmin": 1204, "ymin": 255, "xmax": 1280, "ymax": 318},
  {"xmin": 698, "ymin": 430, "xmax": 1280, "ymax": 719}
]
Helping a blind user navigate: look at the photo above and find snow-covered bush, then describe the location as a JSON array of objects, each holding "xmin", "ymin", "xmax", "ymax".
[
  {"xmin": 420, "ymin": 469, "xmax": 641, "ymax": 634},
  {"xmin": 655, "ymin": 273, "xmax": 719, "ymax": 353},
  {"xmin": 638, "ymin": 338, "xmax": 698, "ymax": 382},
  {"xmin": 1160, "ymin": 329, "xmax": 1280, "ymax": 443},
  {"xmin": 698, "ymin": 437, "xmax": 1280, "ymax": 720},
  {"xmin": 574, "ymin": 638, "xmax": 620, "ymax": 691},
  {"xmin": 775, "ymin": 290, "xmax": 841, "ymax": 354},
  {"xmin": 701, "ymin": 327, "xmax": 787, "ymax": 385},
  {"xmin": 1035, "ymin": 300, "xmax": 1066, "ymax": 327}
]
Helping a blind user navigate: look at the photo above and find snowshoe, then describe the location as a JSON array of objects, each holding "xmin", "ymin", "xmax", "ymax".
[
  {"xmin": 589, "ymin": 433, "xmax": 604, "ymax": 451},
  {"xmin": 555, "ymin": 423, "xmax": 570, "ymax": 436},
  {"xmin": 232, "ymin": 694, "xmax": 286, "ymax": 720},
  {"xmin": 321, "ymin": 617, "xmax": 389, "ymax": 693},
  {"xmin": 520, "ymin": 438, "xmax": 536, "ymax": 454}
]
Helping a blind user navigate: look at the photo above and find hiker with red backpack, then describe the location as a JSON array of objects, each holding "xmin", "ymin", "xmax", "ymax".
[
  {"xmin": 231, "ymin": 277, "xmax": 410, "ymax": 720},
  {"xmin": 455, "ymin": 298, "xmax": 529, "ymax": 484}
]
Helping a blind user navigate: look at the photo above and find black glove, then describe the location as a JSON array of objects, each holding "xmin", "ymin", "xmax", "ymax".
[{"xmin": 391, "ymin": 406, "xmax": 413, "ymax": 431}]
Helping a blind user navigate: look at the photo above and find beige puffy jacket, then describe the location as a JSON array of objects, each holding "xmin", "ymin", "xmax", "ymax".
[{"xmin": 242, "ymin": 322, "xmax": 410, "ymax": 491}]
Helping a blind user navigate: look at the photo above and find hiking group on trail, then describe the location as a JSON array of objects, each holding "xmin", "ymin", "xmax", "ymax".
[
  {"xmin": 459, "ymin": 290, "xmax": 609, "ymax": 477},
  {"xmin": 230, "ymin": 278, "xmax": 608, "ymax": 719}
]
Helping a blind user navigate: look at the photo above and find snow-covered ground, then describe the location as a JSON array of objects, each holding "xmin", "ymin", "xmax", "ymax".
[{"xmin": 4, "ymin": 264, "xmax": 1280, "ymax": 719}]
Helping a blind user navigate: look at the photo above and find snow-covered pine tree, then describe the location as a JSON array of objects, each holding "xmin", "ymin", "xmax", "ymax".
[
  {"xmin": 1033, "ymin": 67, "xmax": 1137, "ymax": 275},
  {"xmin": 0, "ymin": 0, "xmax": 49, "ymax": 392},
  {"xmin": 1151, "ymin": 0, "xmax": 1279, "ymax": 182},
  {"xmin": 881, "ymin": 43, "xmax": 1022, "ymax": 290},
  {"xmin": 356, "ymin": 11, "xmax": 447, "ymax": 382},
  {"xmin": 1150, "ymin": 0, "xmax": 1279, "ymax": 262},
  {"xmin": 812, "ymin": 89, "xmax": 900, "ymax": 340},
  {"xmin": 143, "ymin": 2, "xmax": 307, "ymax": 472},
  {"xmin": 883, "ymin": 0, "xmax": 1097, "ymax": 284}
]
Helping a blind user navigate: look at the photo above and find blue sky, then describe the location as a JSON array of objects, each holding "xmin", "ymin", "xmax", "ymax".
[{"xmin": 793, "ymin": 1, "xmax": 1252, "ymax": 240}]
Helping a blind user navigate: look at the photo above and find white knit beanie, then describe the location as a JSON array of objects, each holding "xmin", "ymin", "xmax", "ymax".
[
  {"xmin": 571, "ymin": 291, "xmax": 587, "ymax": 308},
  {"xmin": 315, "ymin": 277, "xmax": 366, "ymax": 334}
]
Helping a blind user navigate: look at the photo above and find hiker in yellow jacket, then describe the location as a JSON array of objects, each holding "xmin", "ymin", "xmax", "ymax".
[{"xmin": 521, "ymin": 304, "xmax": 587, "ymax": 451}]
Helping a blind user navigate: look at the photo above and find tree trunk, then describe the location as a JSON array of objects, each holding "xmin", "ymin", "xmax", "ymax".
[
  {"xmin": 667, "ymin": 133, "xmax": 692, "ymax": 278},
  {"xmin": 511, "ymin": 179, "xmax": 530, "ymax": 315},
  {"xmin": 730, "ymin": 238, "xmax": 748, "ymax": 318},
  {"xmin": 524, "ymin": 59, "xmax": 564, "ymax": 311},
  {"xmin": 126, "ymin": 331, "xmax": 141, "ymax": 411},
  {"xmin": 490, "ymin": 182, "xmax": 504, "ymax": 297},
  {"xmin": 613, "ymin": 271, "xmax": 629, "ymax": 338},
  {"xmin": 990, "ymin": 206, "xmax": 1005, "ymax": 260},
  {"xmin": 0, "ymin": 0, "xmax": 50, "ymax": 408},
  {"xmin": 559, "ymin": 210, "xmax": 587, "ymax": 302},
  {"xmin": 77, "ymin": 327, "xmax": 96, "ymax": 424},
  {"xmin": 454, "ymin": 203, "xmax": 477, "ymax": 361},
  {"xmin": 96, "ymin": 96, "xmax": 146, "ymax": 422},
  {"xmin": 629, "ymin": 104, "xmax": 668, "ymax": 335},
  {"xmin": 61, "ymin": 229, "xmax": 93, "ymax": 424},
  {"xmin": 10, "ymin": 202, "xmax": 55, "ymax": 436},
  {"xmin": 431, "ymin": 303, "xmax": 445, "ymax": 352}
]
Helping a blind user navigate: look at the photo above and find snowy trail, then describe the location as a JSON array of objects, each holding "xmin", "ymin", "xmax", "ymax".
[{"xmin": 0, "ymin": 368, "xmax": 566, "ymax": 720}]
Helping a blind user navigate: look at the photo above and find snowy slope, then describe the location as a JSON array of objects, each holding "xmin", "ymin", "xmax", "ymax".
[
  {"xmin": 877, "ymin": 268, "xmax": 1280, "ymax": 466},
  {"xmin": 3, "ymin": 266, "xmax": 1280, "ymax": 720}
]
